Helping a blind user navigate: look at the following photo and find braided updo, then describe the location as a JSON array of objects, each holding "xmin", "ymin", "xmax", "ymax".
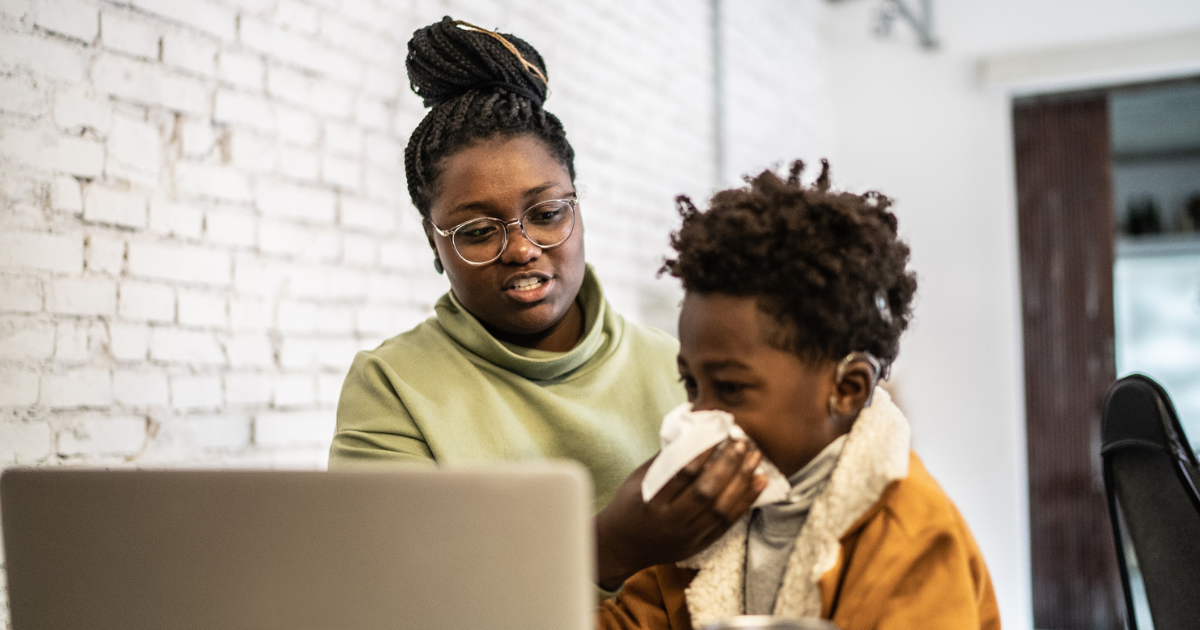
[
  {"xmin": 403, "ymin": 17, "xmax": 576, "ymax": 217},
  {"xmin": 663, "ymin": 160, "xmax": 918, "ymax": 365}
]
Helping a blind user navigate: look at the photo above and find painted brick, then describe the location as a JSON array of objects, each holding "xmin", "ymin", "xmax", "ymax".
[
  {"xmin": 174, "ymin": 162, "xmax": 253, "ymax": 202},
  {"xmin": 315, "ymin": 305, "xmax": 353, "ymax": 334},
  {"xmin": 0, "ymin": 317, "xmax": 55, "ymax": 361},
  {"xmin": 55, "ymin": 319, "xmax": 104, "ymax": 363},
  {"xmin": 101, "ymin": 12, "xmax": 161, "ymax": 59},
  {"xmin": 229, "ymin": 129, "xmax": 278, "ymax": 172},
  {"xmin": 278, "ymin": 145, "xmax": 319, "ymax": 181},
  {"xmin": 177, "ymin": 290, "xmax": 227, "ymax": 327},
  {"xmin": 276, "ymin": 299, "xmax": 316, "ymax": 333},
  {"xmin": 129, "ymin": 242, "xmax": 231, "ymax": 286},
  {"xmin": 341, "ymin": 197, "xmax": 397, "ymax": 232},
  {"xmin": 113, "ymin": 370, "xmax": 170, "ymax": 406},
  {"xmin": 0, "ymin": 74, "xmax": 46, "ymax": 117},
  {"xmin": 108, "ymin": 322, "xmax": 148, "ymax": 361},
  {"xmin": 148, "ymin": 198, "xmax": 204, "ymax": 238},
  {"xmin": 230, "ymin": 297, "xmax": 270, "ymax": 330},
  {"xmin": 0, "ymin": 32, "xmax": 86, "ymax": 82},
  {"xmin": 254, "ymin": 409, "xmax": 334, "ymax": 446},
  {"xmin": 224, "ymin": 371, "xmax": 271, "ymax": 405},
  {"xmin": 214, "ymin": 89, "xmax": 274, "ymax": 133},
  {"xmin": 205, "ymin": 207, "xmax": 257, "ymax": 247},
  {"xmin": 276, "ymin": 105, "xmax": 319, "ymax": 146},
  {"xmin": 363, "ymin": 65, "xmax": 400, "ymax": 100},
  {"xmin": 0, "ymin": 231, "xmax": 84, "ymax": 273},
  {"xmin": 278, "ymin": 0, "xmax": 318, "ymax": 34},
  {"xmin": 356, "ymin": 97, "xmax": 389, "ymax": 131},
  {"xmin": 57, "ymin": 415, "xmax": 146, "ymax": 456},
  {"xmin": 47, "ymin": 277, "xmax": 118, "ymax": 316},
  {"xmin": 128, "ymin": 0, "xmax": 236, "ymax": 41},
  {"xmin": 225, "ymin": 332, "xmax": 274, "ymax": 367},
  {"xmin": 42, "ymin": 369, "xmax": 112, "ymax": 408},
  {"xmin": 317, "ymin": 372, "xmax": 343, "ymax": 406},
  {"xmin": 258, "ymin": 220, "xmax": 320, "ymax": 257},
  {"xmin": 218, "ymin": 50, "xmax": 264, "ymax": 90},
  {"xmin": 273, "ymin": 372, "xmax": 315, "ymax": 407},
  {"xmin": 308, "ymin": 78, "xmax": 354, "ymax": 119},
  {"xmin": 84, "ymin": 184, "xmax": 149, "ymax": 228},
  {"xmin": 266, "ymin": 64, "xmax": 308, "ymax": 104},
  {"xmin": 162, "ymin": 31, "xmax": 218, "ymax": 76},
  {"xmin": 342, "ymin": 233, "xmax": 377, "ymax": 265},
  {"xmin": 322, "ymin": 153, "xmax": 361, "ymax": 190},
  {"xmin": 52, "ymin": 175, "xmax": 84, "ymax": 213},
  {"xmin": 183, "ymin": 414, "xmax": 251, "ymax": 449},
  {"xmin": 108, "ymin": 115, "xmax": 163, "ymax": 175},
  {"xmin": 0, "ymin": 371, "xmax": 39, "ymax": 407},
  {"xmin": 92, "ymin": 53, "xmax": 210, "ymax": 115},
  {"xmin": 178, "ymin": 118, "xmax": 215, "ymax": 156},
  {"xmin": 150, "ymin": 327, "xmax": 225, "ymax": 364},
  {"xmin": 0, "ymin": 128, "xmax": 104, "ymax": 177},
  {"xmin": 118, "ymin": 280, "xmax": 175, "ymax": 322},
  {"xmin": 325, "ymin": 121, "xmax": 362, "ymax": 156},
  {"xmin": 171, "ymin": 373, "xmax": 222, "ymax": 409},
  {"xmin": 364, "ymin": 166, "xmax": 405, "ymax": 204},
  {"xmin": 86, "ymin": 234, "xmax": 127, "ymax": 275},
  {"xmin": 53, "ymin": 85, "xmax": 113, "ymax": 134},
  {"xmin": 0, "ymin": 421, "xmax": 53, "ymax": 463},
  {"xmin": 257, "ymin": 180, "xmax": 336, "ymax": 223},
  {"xmin": 33, "ymin": 0, "xmax": 100, "ymax": 42},
  {"xmin": 0, "ymin": 276, "xmax": 43, "ymax": 313}
]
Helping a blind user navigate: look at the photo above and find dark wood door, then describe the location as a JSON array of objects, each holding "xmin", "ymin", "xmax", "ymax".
[{"xmin": 1013, "ymin": 93, "xmax": 1122, "ymax": 629}]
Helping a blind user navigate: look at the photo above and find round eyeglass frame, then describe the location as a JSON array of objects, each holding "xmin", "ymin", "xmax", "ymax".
[{"xmin": 427, "ymin": 196, "xmax": 579, "ymax": 266}]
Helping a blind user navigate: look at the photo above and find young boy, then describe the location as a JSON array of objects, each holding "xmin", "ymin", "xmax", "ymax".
[{"xmin": 597, "ymin": 161, "xmax": 1001, "ymax": 630}]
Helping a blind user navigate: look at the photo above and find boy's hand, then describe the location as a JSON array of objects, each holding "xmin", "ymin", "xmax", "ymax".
[{"xmin": 593, "ymin": 441, "xmax": 768, "ymax": 591}]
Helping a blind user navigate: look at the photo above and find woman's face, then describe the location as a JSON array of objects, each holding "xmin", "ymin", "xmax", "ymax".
[
  {"xmin": 676, "ymin": 292, "xmax": 849, "ymax": 477},
  {"xmin": 425, "ymin": 135, "xmax": 584, "ymax": 339}
]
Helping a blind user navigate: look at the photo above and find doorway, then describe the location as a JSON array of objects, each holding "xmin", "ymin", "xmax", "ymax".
[{"xmin": 1013, "ymin": 76, "xmax": 1200, "ymax": 630}]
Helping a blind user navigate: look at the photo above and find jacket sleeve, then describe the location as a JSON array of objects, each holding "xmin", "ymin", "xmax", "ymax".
[
  {"xmin": 596, "ymin": 566, "xmax": 676, "ymax": 630},
  {"xmin": 328, "ymin": 351, "xmax": 435, "ymax": 468},
  {"xmin": 866, "ymin": 527, "xmax": 998, "ymax": 630}
]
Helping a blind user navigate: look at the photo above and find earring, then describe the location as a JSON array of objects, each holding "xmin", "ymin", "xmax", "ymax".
[{"xmin": 433, "ymin": 257, "xmax": 444, "ymax": 274}]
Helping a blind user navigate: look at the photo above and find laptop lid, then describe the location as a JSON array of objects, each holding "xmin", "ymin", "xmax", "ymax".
[{"xmin": 1, "ymin": 463, "xmax": 593, "ymax": 630}]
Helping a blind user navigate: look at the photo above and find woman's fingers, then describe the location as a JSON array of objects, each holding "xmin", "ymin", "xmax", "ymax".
[
  {"xmin": 710, "ymin": 448, "xmax": 763, "ymax": 518},
  {"xmin": 655, "ymin": 445, "xmax": 716, "ymax": 502}
]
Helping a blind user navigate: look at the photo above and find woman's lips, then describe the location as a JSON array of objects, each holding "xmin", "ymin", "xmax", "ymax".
[{"xmin": 504, "ymin": 276, "xmax": 553, "ymax": 303}]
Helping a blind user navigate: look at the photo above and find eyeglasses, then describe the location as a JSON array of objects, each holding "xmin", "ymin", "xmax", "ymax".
[{"xmin": 428, "ymin": 197, "xmax": 578, "ymax": 265}]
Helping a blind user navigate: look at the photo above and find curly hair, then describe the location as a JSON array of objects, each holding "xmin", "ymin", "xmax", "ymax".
[
  {"xmin": 663, "ymin": 160, "xmax": 917, "ymax": 365},
  {"xmin": 403, "ymin": 17, "xmax": 576, "ymax": 217}
]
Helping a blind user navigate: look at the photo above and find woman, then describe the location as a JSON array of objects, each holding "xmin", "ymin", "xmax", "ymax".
[{"xmin": 330, "ymin": 17, "xmax": 764, "ymax": 590}]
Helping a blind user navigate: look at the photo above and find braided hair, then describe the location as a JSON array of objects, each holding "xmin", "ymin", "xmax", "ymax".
[
  {"xmin": 663, "ymin": 160, "xmax": 918, "ymax": 365},
  {"xmin": 404, "ymin": 17, "xmax": 576, "ymax": 217}
]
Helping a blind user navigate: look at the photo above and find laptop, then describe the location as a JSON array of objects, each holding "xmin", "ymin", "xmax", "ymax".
[{"xmin": 1, "ymin": 462, "xmax": 593, "ymax": 630}]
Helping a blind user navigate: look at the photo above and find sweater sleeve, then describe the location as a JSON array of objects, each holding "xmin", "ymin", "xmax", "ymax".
[
  {"xmin": 328, "ymin": 351, "xmax": 435, "ymax": 468},
  {"xmin": 596, "ymin": 566, "xmax": 673, "ymax": 630}
]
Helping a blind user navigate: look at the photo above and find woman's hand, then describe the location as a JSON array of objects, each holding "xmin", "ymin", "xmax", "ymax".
[{"xmin": 593, "ymin": 440, "xmax": 768, "ymax": 590}]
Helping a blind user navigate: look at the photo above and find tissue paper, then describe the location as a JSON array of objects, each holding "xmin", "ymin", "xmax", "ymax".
[{"xmin": 641, "ymin": 403, "xmax": 790, "ymax": 507}]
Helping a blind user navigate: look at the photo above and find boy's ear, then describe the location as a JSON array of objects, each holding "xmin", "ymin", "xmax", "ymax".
[{"xmin": 831, "ymin": 359, "xmax": 877, "ymax": 420}]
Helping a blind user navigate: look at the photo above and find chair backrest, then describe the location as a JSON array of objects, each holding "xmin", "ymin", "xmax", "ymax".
[{"xmin": 1101, "ymin": 374, "xmax": 1200, "ymax": 630}]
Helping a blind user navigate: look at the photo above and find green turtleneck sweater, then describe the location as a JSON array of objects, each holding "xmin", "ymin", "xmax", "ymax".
[{"xmin": 329, "ymin": 267, "xmax": 685, "ymax": 511}]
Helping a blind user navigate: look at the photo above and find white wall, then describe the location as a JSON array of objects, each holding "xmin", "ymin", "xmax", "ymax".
[{"xmin": 821, "ymin": 2, "xmax": 1200, "ymax": 629}]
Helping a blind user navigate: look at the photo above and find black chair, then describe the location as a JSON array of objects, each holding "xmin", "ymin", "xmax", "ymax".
[{"xmin": 1101, "ymin": 374, "xmax": 1200, "ymax": 630}]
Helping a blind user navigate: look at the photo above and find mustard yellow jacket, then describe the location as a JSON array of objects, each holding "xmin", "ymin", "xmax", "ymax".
[{"xmin": 598, "ymin": 389, "xmax": 1000, "ymax": 630}]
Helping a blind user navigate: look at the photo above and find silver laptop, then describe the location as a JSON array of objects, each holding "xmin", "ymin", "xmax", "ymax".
[{"xmin": 1, "ymin": 463, "xmax": 593, "ymax": 630}]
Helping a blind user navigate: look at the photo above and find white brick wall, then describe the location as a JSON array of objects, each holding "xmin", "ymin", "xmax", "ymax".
[{"xmin": 0, "ymin": 1, "xmax": 830, "ymax": 624}]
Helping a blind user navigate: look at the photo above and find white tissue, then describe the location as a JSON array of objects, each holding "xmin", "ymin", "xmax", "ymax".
[{"xmin": 641, "ymin": 403, "xmax": 791, "ymax": 507}]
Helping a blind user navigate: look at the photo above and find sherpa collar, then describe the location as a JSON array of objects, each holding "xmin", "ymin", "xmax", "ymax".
[{"xmin": 678, "ymin": 387, "xmax": 911, "ymax": 626}]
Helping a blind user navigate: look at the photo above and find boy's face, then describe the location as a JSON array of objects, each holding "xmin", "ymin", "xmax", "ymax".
[{"xmin": 677, "ymin": 292, "xmax": 847, "ymax": 477}]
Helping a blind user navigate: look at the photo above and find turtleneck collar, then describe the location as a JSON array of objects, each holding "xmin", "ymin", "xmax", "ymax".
[{"xmin": 433, "ymin": 264, "xmax": 609, "ymax": 381}]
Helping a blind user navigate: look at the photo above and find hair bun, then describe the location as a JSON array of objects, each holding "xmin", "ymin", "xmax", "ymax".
[{"xmin": 406, "ymin": 16, "xmax": 549, "ymax": 108}]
